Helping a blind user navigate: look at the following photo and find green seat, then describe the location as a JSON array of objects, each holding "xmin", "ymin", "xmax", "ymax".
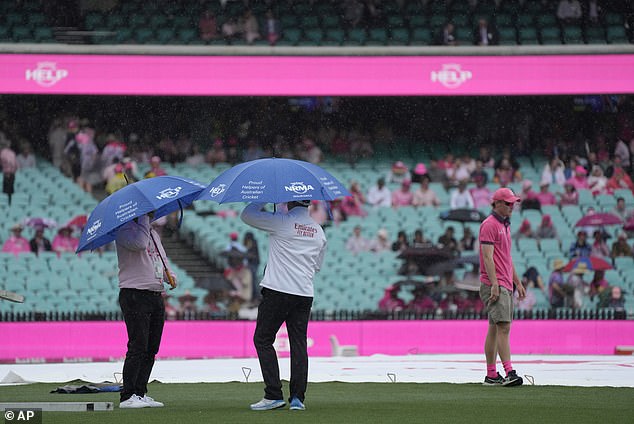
[
  {"xmin": 172, "ymin": 16, "xmax": 190, "ymax": 29},
  {"xmin": 387, "ymin": 15, "xmax": 404, "ymax": 28},
  {"xmin": 129, "ymin": 14, "xmax": 147, "ymax": 28},
  {"xmin": 346, "ymin": 28, "xmax": 367, "ymax": 45},
  {"xmin": 33, "ymin": 27, "xmax": 54, "ymax": 43},
  {"xmin": 585, "ymin": 26, "xmax": 606, "ymax": 44},
  {"xmin": 279, "ymin": 14, "xmax": 298, "ymax": 28},
  {"xmin": 281, "ymin": 28, "xmax": 301, "ymax": 45},
  {"xmin": 28, "ymin": 13, "xmax": 47, "ymax": 27},
  {"xmin": 389, "ymin": 28, "xmax": 409, "ymax": 45},
  {"xmin": 155, "ymin": 27, "xmax": 175, "ymax": 44},
  {"xmin": 300, "ymin": 16, "xmax": 319, "ymax": 28},
  {"xmin": 177, "ymin": 28, "xmax": 197, "ymax": 44},
  {"xmin": 6, "ymin": 12, "xmax": 25, "ymax": 26},
  {"xmin": 410, "ymin": 28, "xmax": 431, "ymax": 45},
  {"xmin": 516, "ymin": 13, "xmax": 534, "ymax": 29},
  {"xmin": 11, "ymin": 25, "xmax": 33, "ymax": 42},
  {"xmin": 0, "ymin": 25, "xmax": 10, "ymax": 41},
  {"xmin": 494, "ymin": 13, "xmax": 514, "ymax": 27},
  {"xmin": 149, "ymin": 14, "xmax": 168, "ymax": 29},
  {"xmin": 498, "ymin": 26, "xmax": 517, "ymax": 45},
  {"xmin": 321, "ymin": 15, "xmax": 340, "ymax": 29},
  {"xmin": 408, "ymin": 15, "xmax": 426, "ymax": 28},
  {"xmin": 606, "ymin": 25, "xmax": 628, "ymax": 44},
  {"xmin": 562, "ymin": 25, "xmax": 583, "ymax": 44},
  {"xmin": 540, "ymin": 26, "xmax": 561, "ymax": 44},
  {"xmin": 106, "ymin": 14, "xmax": 125, "ymax": 29},
  {"xmin": 367, "ymin": 28, "xmax": 387, "ymax": 45},
  {"xmin": 133, "ymin": 27, "xmax": 154, "ymax": 44},
  {"xmin": 323, "ymin": 28, "xmax": 344, "ymax": 45},
  {"xmin": 303, "ymin": 28, "xmax": 323, "ymax": 44},
  {"xmin": 85, "ymin": 12, "xmax": 104, "ymax": 30}
]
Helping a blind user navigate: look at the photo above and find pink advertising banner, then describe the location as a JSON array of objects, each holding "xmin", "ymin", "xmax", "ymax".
[
  {"xmin": 1, "ymin": 320, "xmax": 633, "ymax": 363},
  {"xmin": 0, "ymin": 54, "xmax": 633, "ymax": 96}
]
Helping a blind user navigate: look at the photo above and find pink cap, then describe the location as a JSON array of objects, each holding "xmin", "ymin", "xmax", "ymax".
[
  {"xmin": 151, "ymin": 156, "xmax": 161, "ymax": 164},
  {"xmin": 575, "ymin": 165, "xmax": 587, "ymax": 175},
  {"xmin": 414, "ymin": 163, "xmax": 427, "ymax": 175},
  {"xmin": 492, "ymin": 187, "xmax": 520, "ymax": 203},
  {"xmin": 230, "ymin": 232, "xmax": 238, "ymax": 241}
]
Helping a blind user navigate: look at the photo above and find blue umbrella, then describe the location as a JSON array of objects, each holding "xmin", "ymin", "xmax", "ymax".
[
  {"xmin": 77, "ymin": 176, "xmax": 207, "ymax": 253},
  {"xmin": 195, "ymin": 158, "xmax": 351, "ymax": 203}
]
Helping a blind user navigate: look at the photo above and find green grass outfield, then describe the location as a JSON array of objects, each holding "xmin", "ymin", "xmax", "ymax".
[{"xmin": 1, "ymin": 382, "xmax": 633, "ymax": 424}]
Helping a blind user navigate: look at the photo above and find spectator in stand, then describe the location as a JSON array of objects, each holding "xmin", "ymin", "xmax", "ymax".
[
  {"xmin": 591, "ymin": 230, "xmax": 610, "ymax": 259},
  {"xmin": 309, "ymin": 200, "xmax": 329, "ymax": 227},
  {"xmin": 412, "ymin": 228, "xmax": 434, "ymax": 248},
  {"xmin": 48, "ymin": 118, "xmax": 66, "ymax": 170},
  {"xmin": 427, "ymin": 159, "xmax": 449, "ymax": 186},
  {"xmin": 341, "ymin": 181, "xmax": 367, "ymax": 217},
  {"xmin": 177, "ymin": 290, "xmax": 198, "ymax": 315},
  {"xmin": 51, "ymin": 226, "xmax": 78, "ymax": 254},
  {"xmin": 522, "ymin": 266, "xmax": 547, "ymax": 294},
  {"xmin": 1, "ymin": 224, "xmax": 30, "ymax": 256},
  {"xmin": 587, "ymin": 165, "xmax": 608, "ymax": 195},
  {"xmin": 569, "ymin": 230, "xmax": 591, "ymax": 258},
  {"xmin": 548, "ymin": 259, "xmax": 569, "ymax": 309},
  {"xmin": 558, "ymin": 182, "xmax": 579, "ymax": 206},
  {"xmin": 391, "ymin": 230, "xmax": 410, "ymax": 253},
  {"xmin": 449, "ymin": 180, "xmax": 474, "ymax": 209},
  {"xmin": 606, "ymin": 166, "xmax": 634, "ymax": 193},
  {"xmin": 329, "ymin": 198, "xmax": 347, "ymax": 225},
  {"xmin": 494, "ymin": 158, "xmax": 520, "ymax": 186},
  {"xmin": 471, "ymin": 160, "xmax": 489, "ymax": 186},
  {"xmin": 298, "ymin": 137, "xmax": 323, "ymax": 164},
  {"xmin": 460, "ymin": 227, "xmax": 478, "ymax": 252},
  {"xmin": 392, "ymin": 180, "xmax": 414, "ymax": 208},
  {"xmin": 589, "ymin": 270, "xmax": 609, "ymax": 300},
  {"xmin": 535, "ymin": 182, "xmax": 557, "ymax": 206},
  {"xmin": 16, "ymin": 141, "xmax": 36, "ymax": 169},
  {"xmin": 345, "ymin": 225, "xmax": 370, "ymax": 255},
  {"xmin": 520, "ymin": 180, "xmax": 540, "ymax": 211},
  {"xmin": 535, "ymin": 214, "xmax": 558, "ymax": 241},
  {"xmin": 242, "ymin": 139, "xmax": 265, "ymax": 162},
  {"xmin": 599, "ymin": 285, "xmax": 625, "ymax": 310},
  {"xmin": 378, "ymin": 285, "xmax": 405, "ymax": 312},
  {"xmin": 29, "ymin": 226, "xmax": 52, "ymax": 255},
  {"xmin": 447, "ymin": 156, "xmax": 473, "ymax": 186},
  {"xmin": 412, "ymin": 176, "xmax": 441, "ymax": 207},
  {"xmin": 411, "ymin": 163, "xmax": 428, "ymax": 184},
  {"xmin": 144, "ymin": 156, "xmax": 167, "ymax": 178},
  {"xmin": 473, "ymin": 17, "xmax": 499, "ymax": 46},
  {"xmin": 225, "ymin": 231, "xmax": 247, "ymax": 254},
  {"xmin": 0, "ymin": 139, "xmax": 17, "ymax": 205},
  {"xmin": 77, "ymin": 130, "xmax": 101, "ymax": 194},
  {"xmin": 367, "ymin": 177, "xmax": 392, "ymax": 208},
  {"xmin": 611, "ymin": 232, "xmax": 633, "ymax": 258},
  {"xmin": 513, "ymin": 284, "xmax": 536, "ymax": 311},
  {"xmin": 198, "ymin": 9, "xmax": 218, "ymax": 41},
  {"xmin": 100, "ymin": 134, "xmax": 127, "ymax": 169},
  {"xmin": 407, "ymin": 286, "xmax": 435, "ymax": 313},
  {"xmin": 206, "ymin": 139, "xmax": 227, "ymax": 167},
  {"xmin": 541, "ymin": 157, "xmax": 566, "ymax": 186},
  {"xmin": 514, "ymin": 219, "xmax": 535, "ymax": 239},
  {"xmin": 224, "ymin": 255, "xmax": 253, "ymax": 312},
  {"xmin": 387, "ymin": 161, "xmax": 411, "ymax": 185},
  {"xmin": 369, "ymin": 228, "xmax": 391, "ymax": 253},
  {"xmin": 105, "ymin": 163, "xmax": 128, "ymax": 195},
  {"xmin": 437, "ymin": 226, "xmax": 459, "ymax": 254},
  {"xmin": 434, "ymin": 22, "xmax": 457, "ymax": 45},
  {"xmin": 557, "ymin": 0, "xmax": 583, "ymax": 25},
  {"xmin": 612, "ymin": 197, "xmax": 632, "ymax": 221},
  {"xmin": 566, "ymin": 165, "xmax": 589, "ymax": 190},
  {"xmin": 566, "ymin": 262, "xmax": 589, "ymax": 309},
  {"xmin": 264, "ymin": 9, "xmax": 280, "ymax": 45},
  {"xmin": 614, "ymin": 138, "xmax": 631, "ymax": 172},
  {"xmin": 470, "ymin": 177, "xmax": 492, "ymax": 209}
]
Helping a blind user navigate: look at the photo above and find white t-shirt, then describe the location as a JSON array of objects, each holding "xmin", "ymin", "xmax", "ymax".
[{"xmin": 241, "ymin": 203, "xmax": 327, "ymax": 297}]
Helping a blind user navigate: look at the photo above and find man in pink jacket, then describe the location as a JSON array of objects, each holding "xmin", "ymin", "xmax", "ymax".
[{"xmin": 115, "ymin": 213, "xmax": 177, "ymax": 409}]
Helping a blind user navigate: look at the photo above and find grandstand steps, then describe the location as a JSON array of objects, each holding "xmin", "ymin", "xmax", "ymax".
[{"xmin": 160, "ymin": 228, "xmax": 225, "ymax": 291}]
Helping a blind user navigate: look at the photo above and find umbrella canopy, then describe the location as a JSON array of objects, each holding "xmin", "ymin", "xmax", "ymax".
[
  {"xmin": 398, "ymin": 247, "xmax": 455, "ymax": 276},
  {"xmin": 22, "ymin": 217, "xmax": 57, "ymax": 229},
  {"xmin": 65, "ymin": 214, "xmax": 88, "ymax": 229},
  {"xmin": 439, "ymin": 208, "xmax": 487, "ymax": 223},
  {"xmin": 561, "ymin": 256, "xmax": 613, "ymax": 272},
  {"xmin": 575, "ymin": 213, "xmax": 622, "ymax": 227},
  {"xmin": 77, "ymin": 176, "xmax": 206, "ymax": 252},
  {"xmin": 195, "ymin": 158, "xmax": 351, "ymax": 204}
]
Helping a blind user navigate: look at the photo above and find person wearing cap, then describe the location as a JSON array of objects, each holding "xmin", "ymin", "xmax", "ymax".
[
  {"xmin": 241, "ymin": 200, "xmax": 326, "ymax": 411},
  {"xmin": 610, "ymin": 232, "xmax": 632, "ymax": 259},
  {"xmin": 535, "ymin": 182, "xmax": 557, "ymax": 206},
  {"xmin": 225, "ymin": 231, "xmax": 247, "ymax": 254},
  {"xmin": 52, "ymin": 226, "xmax": 79, "ymax": 254},
  {"xmin": 144, "ymin": 156, "xmax": 167, "ymax": 179},
  {"xmin": 369, "ymin": 228, "xmax": 391, "ymax": 253},
  {"xmin": 391, "ymin": 180, "xmax": 414, "ymax": 208},
  {"xmin": 386, "ymin": 161, "xmax": 411, "ymax": 185},
  {"xmin": 565, "ymin": 165, "xmax": 589, "ymax": 190},
  {"xmin": 557, "ymin": 182, "xmax": 578, "ymax": 206},
  {"xmin": 548, "ymin": 258, "xmax": 569, "ymax": 308},
  {"xmin": 115, "ymin": 212, "xmax": 178, "ymax": 409},
  {"xmin": 411, "ymin": 163, "xmax": 428, "ymax": 184},
  {"xmin": 1, "ymin": 224, "xmax": 30, "ymax": 256},
  {"xmin": 345, "ymin": 225, "xmax": 370, "ymax": 255},
  {"xmin": 378, "ymin": 284, "xmax": 406, "ymax": 312},
  {"xmin": 568, "ymin": 230, "xmax": 591, "ymax": 258},
  {"xmin": 367, "ymin": 177, "xmax": 392, "ymax": 208},
  {"xmin": 29, "ymin": 226, "xmax": 52, "ymax": 255},
  {"xmin": 565, "ymin": 262, "xmax": 589, "ymax": 309},
  {"xmin": 478, "ymin": 187, "xmax": 525, "ymax": 387},
  {"xmin": 535, "ymin": 215, "xmax": 558, "ymax": 241}
]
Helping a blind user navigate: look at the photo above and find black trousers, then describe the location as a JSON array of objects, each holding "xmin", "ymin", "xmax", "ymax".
[
  {"xmin": 118, "ymin": 288, "xmax": 165, "ymax": 402},
  {"xmin": 253, "ymin": 287, "xmax": 313, "ymax": 403}
]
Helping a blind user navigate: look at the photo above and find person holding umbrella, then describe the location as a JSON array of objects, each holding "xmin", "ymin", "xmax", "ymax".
[
  {"xmin": 478, "ymin": 187, "xmax": 526, "ymax": 387},
  {"xmin": 115, "ymin": 211, "xmax": 177, "ymax": 409},
  {"xmin": 241, "ymin": 200, "xmax": 327, "ymax": 411}
]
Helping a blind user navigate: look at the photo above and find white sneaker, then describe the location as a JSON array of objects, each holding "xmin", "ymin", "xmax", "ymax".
[
  {"xmin": 250, "ymin": 398, "xmax": 286, "ymax": 411},
  {"xmin": 119, "ymin": 394, "xmax": 150, "ymax": 409},
  {"xmin": 142, "ymin": 395, "xmax": 164, "ymax": 407}
]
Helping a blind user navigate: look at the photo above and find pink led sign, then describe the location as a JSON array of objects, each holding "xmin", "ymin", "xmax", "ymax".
[{"xmin": 1, "ymin": 54, "xmax": 633, "ymax": 96}]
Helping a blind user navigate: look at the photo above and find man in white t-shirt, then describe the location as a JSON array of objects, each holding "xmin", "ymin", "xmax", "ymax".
[
  {"xmin": 241, "ymin": 200, "xmax": 327, "ymax": 411},
  {"xmin": 367, "ymin": 177, "xmax": 392, "ymax": 207}
]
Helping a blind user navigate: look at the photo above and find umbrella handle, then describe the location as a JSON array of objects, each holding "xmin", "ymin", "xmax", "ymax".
[{"xmin": 149, "ymin": 231, "xmax": 177, "ymax": 290}]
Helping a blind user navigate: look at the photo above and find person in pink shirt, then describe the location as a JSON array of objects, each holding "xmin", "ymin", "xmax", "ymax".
[
  {"xmin": 565, "ymin": 165, "xmax": 589, "ymax": 190},
  {"xmin": 469, "ymin": 178, "xmax": 492, "ymax": 209},
  {"xmin": 144, "ymin": 156, "xmax": 167, "ymax": 178},
  {"xmin": 391, "ymin": 180, "xmax": 414, "ymax": 208},
  {"xmin": 479, "ymin": 187, "xmax": 526, "ymax": 387},
  {"xmin": 378, "ymin": 285, "xmax": 405, "ymax": 312},
  {"xmin": 341, "ymin": 181, "xmax": 367, "ymax": 217},
  {"xmin": 535, "ymin": 182, "xmax": 557, "ymax": 206},
  {"xmin": 52, "ymin": 226, "xmax": 79, "ymax": 254},
  {"xmin": 558, "ymin": 182, "xmax": 579, "ymax": 206},
  {"xmin": 1, "ymin": 224, "xmax": 30, "ymax": 256}
]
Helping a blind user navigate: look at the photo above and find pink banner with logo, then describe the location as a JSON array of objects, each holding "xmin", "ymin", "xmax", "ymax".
[
  {"xmin": 0, "ymin": 320, "xmax": 632, "ymax": 363},
  {"xmin": 0, "ymin": 54, "xmax": 633, "ymax": 96}
]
